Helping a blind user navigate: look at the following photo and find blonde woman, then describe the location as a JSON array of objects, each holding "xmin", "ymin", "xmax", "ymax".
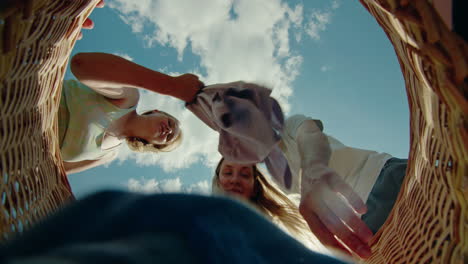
[{"xmin": 60, "ymin": 52, "xmax": 203, "ymax": 174}]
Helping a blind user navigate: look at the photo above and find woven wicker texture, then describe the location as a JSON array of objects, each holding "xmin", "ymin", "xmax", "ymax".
[
  {"xmin": 358, "ymin": 1, "xmax": 467, "ymax": 263},
  {"xmin": 0, "ymin": 0, "xmax": 100, "ymax": 240}
]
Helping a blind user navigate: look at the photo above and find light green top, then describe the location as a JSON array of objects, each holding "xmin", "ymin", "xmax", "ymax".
[{"xmin": 58, "ymin": 80, "xmax": 136, "ymax": 162}]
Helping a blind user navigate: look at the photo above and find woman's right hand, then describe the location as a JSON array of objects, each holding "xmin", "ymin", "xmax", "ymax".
[{"xmin": 299, "ymin": 164, "xmax": 373, "ymax": 259}]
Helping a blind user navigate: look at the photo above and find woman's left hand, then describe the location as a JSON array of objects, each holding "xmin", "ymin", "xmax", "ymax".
[{"xmin": 78, "ymin": 0, "xmax": 105, "ymax": 40}]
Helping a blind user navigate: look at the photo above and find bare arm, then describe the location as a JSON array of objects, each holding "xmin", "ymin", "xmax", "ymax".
[
  {"xmin": 70, "ymin": 52, "xmax": 203, "ymax": 104},
  {"xmin": 296, "ymin": 120, "xmax": 331, "ymax": 170},
  {"xmin": 294, "ymin": 120, "xmax": 373, "ymax": 258},
  {"xmin": 433, "ymin": 0, "xmax": 453, "ymax": 30},
  {"xmin": 63, "ymin": 151, "xmax": 117, "ymax": 175}
]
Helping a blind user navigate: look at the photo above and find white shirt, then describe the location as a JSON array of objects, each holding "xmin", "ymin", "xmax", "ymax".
[{"xmin": 279, "ymin": 115, "xmax": 392, "ymax": 202}]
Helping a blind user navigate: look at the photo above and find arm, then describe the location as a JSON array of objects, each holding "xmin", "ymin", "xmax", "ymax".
[
  {"xmin": 294, "ymin": 120, "xmax": 373, "ymax": 259},
  {"xmin": 70, "ymin": 52, "xmax": 203, "ymax": 104},
  {"xmin": 63, "ymin": 151, "xmax": 117, "ymax": 175},
  {"xmin": 296, "ymin": 120, "xmax": 331, "ymax": 170}
]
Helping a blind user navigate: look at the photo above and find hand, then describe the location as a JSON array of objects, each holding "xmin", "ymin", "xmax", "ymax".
[
  {"xmin": 78, "ymin": 0, "xmax": 105, "ymax": 40},
  {"xmin": 172, "ymin": 73, "xmax": 205, "ymax": 102},
  {"xmin": 175, "ymin": 73, "xmax": 205, "ymax": 88},
  {"xmin": 299, "ymin": 164, "xmax": 373, "ymax": 259}
]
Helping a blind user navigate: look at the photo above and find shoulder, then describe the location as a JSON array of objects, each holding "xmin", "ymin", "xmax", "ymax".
[
  {"xmin": 285, "ymin": 114, "xmax": 310, "ymax": 128},
  {"xmin": 63, "ymin": 79, "xmax": 79, "ymax": 86},
  {"xmin": 101, "ymin": 150, "xmax": 119, "ymax": 162},
  {"xmin": 283, "ymin": 114, "xmax": 324, "ymax": 137},
  {"xmin": 62, "ymin": 79, "xmax": 78, "ymax": 92},
  {"xmin": 62, "ymin": 79, "xmax": 95, "ymax": 96}
]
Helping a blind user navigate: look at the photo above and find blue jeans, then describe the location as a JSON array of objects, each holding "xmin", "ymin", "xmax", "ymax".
[
  {"xmin": 362, "ymin": 158, "xmax": 408, "ymax": 233},
  {"xmin": 0, "ymin": 191, "xmax": 348, "ymax": 264}
]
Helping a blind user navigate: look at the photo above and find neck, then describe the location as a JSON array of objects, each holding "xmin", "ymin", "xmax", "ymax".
[{"xmin": 107, "ymin": 110, "xmax": 138, "ymax": 139}]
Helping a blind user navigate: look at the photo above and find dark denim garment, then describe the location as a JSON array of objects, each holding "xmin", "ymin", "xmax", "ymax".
[
  {"xmin": 0, "ymin": 191, "xmax": 349, "ymax": 264},
  {"xmin": 362, "ymin": 158, "xmax": 408, "ymax": 233}
]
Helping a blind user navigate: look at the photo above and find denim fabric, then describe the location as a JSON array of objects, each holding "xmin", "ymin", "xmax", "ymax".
[
  {"xmin": 454, "ymin": 0, "xmax": 467, "ymax": 41},
  {"xmin": 362, "ymin": 158, "xmax": 407, "ymax": 233},
  {"xmin": 0, "ymin": 191, "xmax": 348, "ymax": 264}
]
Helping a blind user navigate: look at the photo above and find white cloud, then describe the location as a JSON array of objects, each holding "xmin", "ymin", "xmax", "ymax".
[
  {"xmin": 287, "ymin": 4, "xmax": 303, "ymax": 27},
  {"xmin": 305, "ymin": 1, "xmax": 340, "ymax": 41},
  {"xmin": 127, "ymin": 178, "xmax": 161, "ymax": 193},
  {"xmin": 117, "ymin": 10, "xmax": 145, "ymax": 33},
  {"xmin": 160, "ymin": 177, "xmax": 183, "ymax": 192},
  {"xmin": 320, "ymin": 65, "xmax": 331, "ymax": 72},
  {"xmin": 305, "ymin": 10, "xmax": 331, "ymax": 40},
  {"xmin": 288, "ymin": 4, "xmax": 304, "ymax": 42},
  {"xmin": 113, "ymin": 52, "xmax": 134, "ymax": 61},
  {"xmin": 108, "ymin": 0, "xmax": 307, "ymax": 112},
  {"xmin": 186, "ymin": 180, "xmax": 210, "ymax": 195},
  {"xmin": 126, "ymin": 177, "xmax": 210, "ymax": 194},
  {"xmin": 331, "ymin": 0, "xmax": 340, "ymax": 10},
  {"xmin": 127, "ymin": 177, "xmax": 181, "ymax": 193}
]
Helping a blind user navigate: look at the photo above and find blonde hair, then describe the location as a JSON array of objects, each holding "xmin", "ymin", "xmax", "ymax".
[
  {"xmin": 125, "ymin": 110, "xmax": 183, "ymax": 153},
  {"xmin": 213, "ymin": 158, "xmax": 324, "ymax": 249}
]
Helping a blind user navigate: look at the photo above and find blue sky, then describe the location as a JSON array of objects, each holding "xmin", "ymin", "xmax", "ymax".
[{"xmin": 66, "ymin": 0, "xmax": 409, "ymax": 199}]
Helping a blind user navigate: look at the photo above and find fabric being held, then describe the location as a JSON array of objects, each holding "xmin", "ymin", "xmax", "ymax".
[{"xmin": 186, "ymin": 82, "xmax": 292, "ymax": 189}]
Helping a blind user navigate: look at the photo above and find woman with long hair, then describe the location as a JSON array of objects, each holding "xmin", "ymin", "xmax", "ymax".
[
  {"xmin": 212, "ymin": 115, "xmax": 408, "ymax": 260},
  {"xmin": 212, "ymin": 158, "xmax": 327, "ymax": 253}
]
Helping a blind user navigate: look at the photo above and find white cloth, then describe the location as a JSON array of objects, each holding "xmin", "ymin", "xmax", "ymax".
[
  {"xmin": 279, "ymin": 115, "xmax": 392, "ymax": 202},
  {"xmin": 187, "ymin": 81, "xmax": 293, "ymax": 186}
]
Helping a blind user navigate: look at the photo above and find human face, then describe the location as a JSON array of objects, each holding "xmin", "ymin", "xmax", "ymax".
[
  {"xmin": 218, "ymin": 160, "xmax": 255, "ymax": 200},
  {"xmin": 138, "ymin": 111, "xmax": 181, "ymax": 145}
]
